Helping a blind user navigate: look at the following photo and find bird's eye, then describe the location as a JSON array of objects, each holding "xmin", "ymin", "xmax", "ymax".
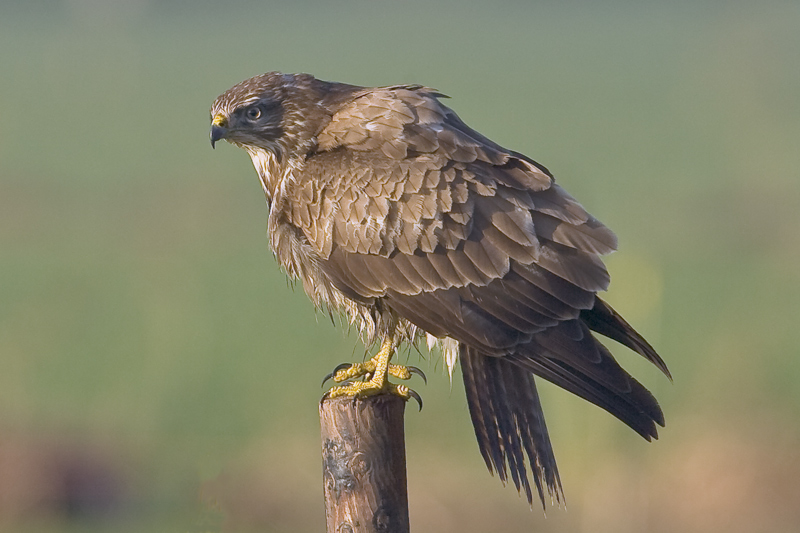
[{"xmin": 246, "ymin": 107, "xmax": 262, "ymax": 120}]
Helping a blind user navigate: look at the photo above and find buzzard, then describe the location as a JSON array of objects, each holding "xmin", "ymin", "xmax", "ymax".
[{"xmin": 209, "ymin": 72, "xmax": 669, "ymax": 507}]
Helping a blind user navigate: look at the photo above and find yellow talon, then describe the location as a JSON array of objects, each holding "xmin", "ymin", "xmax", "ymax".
[
  {"xmin": 331, "ymin": 361, "xmax": 419, "ymax": 383},
  {"xmin": 322, "ymin": 332, "xmax": 425, "ymax": 409}
]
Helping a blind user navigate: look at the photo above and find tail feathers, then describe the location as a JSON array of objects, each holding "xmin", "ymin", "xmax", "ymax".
[
  {"xmin": 461, "ymin": 345, "xmax": 564, "ymax": 508},
  {"xmin": 581, "ymin": 297, "xmax": 671, "ymax": 379},
  {"xmin": 512, "ymin": 321, "xmax": 665, "ymax": 440}
]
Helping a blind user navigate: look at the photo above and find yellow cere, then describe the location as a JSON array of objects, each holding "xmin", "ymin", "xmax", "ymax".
[{"xmin": 212, "ymin": 114, "xmax": 227, "ymax": 127}]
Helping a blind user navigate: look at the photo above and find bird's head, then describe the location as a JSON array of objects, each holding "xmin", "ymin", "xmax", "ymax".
[
  {"xmin": 209, "ymin": 72, "xmax": 357, "ymax": 163},
  {"xmin": 209, "ymin": 72, "xmax": 292, "ymax": 156}
]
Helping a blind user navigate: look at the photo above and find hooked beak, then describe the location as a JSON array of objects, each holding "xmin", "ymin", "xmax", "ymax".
[
  {"xmin": 210, "ymin": 114, "xmax": 227, "ymax": 148},
  {"xmin": 210, "ymin": 126, "xmax": 226, "ymax": 148}
]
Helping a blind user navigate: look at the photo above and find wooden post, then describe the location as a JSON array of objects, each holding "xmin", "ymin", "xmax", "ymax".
[{"xmin": 320, "ymin": 394, "xmax": 410, "ymax": 533}]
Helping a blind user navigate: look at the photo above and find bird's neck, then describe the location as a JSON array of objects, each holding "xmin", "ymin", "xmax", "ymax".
[{"xmin": 246, "ymin": 147, "xmax": 285, "ymax": 202}]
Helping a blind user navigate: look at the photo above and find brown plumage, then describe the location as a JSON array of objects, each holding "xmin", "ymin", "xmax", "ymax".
[{"xmin": 210, "ymin": 72, "xmax": 669, "ymax": 507}]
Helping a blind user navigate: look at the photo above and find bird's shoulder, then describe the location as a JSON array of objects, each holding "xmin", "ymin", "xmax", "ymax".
[{"xmin": 314, "ymin": 85, "xmax": 550, "ymax": 191}]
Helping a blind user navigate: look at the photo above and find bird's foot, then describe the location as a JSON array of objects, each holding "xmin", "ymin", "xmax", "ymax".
[
  {"xmin": 321, "ymin": 356, "xmax": 426, "ymax": 410},
  {"xmin": 323, "ymin": 380, "xmax": 423, "ymax": 410},
  {"xmin": 322, "ymin": 359, "xmax": 426, "ymax": 385}
]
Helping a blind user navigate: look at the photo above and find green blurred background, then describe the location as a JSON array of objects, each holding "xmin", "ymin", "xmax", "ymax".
[{"xmin": 1, "ymin": 1, "xmax": 799, "ymax": 532}]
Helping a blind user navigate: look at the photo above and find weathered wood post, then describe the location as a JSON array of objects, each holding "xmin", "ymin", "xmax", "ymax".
[{"xmin": 320, "ymin": 395, "xmax": 410, "ymax": 533}]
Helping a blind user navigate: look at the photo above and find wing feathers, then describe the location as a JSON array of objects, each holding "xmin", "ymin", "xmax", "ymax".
[
  {"xmin": 531, "ymin": 183, "xmax": 590, "ymax": 225},
  {"xmin": 535, "ymin": 241, "xmax": 611, "ymax": 292},
  {"xmin": 463, "ymin": 239, "xmax": 507, "ymax": 279},
  {"xmin": 508, "ymin": 352, "xmax": 662, "ymax": 441},
  {"xmin": 511, "ymin": 262, "xmax": 596, "ymax": 311},
  {"xmin": 581, "ymin": 297, "xmax": 671, "ymax": 378},
  {"xmin": 461, "ymin": 285, "xmax": 546, "ymax": 334},
  {"xmin": 531, "ymin": 211, "xmax": 618, "ymax": 255}
]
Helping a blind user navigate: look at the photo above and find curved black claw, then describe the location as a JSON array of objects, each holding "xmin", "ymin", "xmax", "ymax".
[
  {"xmin": 408, "ymin": 388, "xmax": 423, "ymax": 411},
  {"xmin": 321, "ymin": 362, "xmax": 354, "ymax": 387},
  {"xmin": 319, "ymin": 390, "xmax": 331, "ymax": 407},
  {"xmin": 407, "ymin": 366, "xmax": 427, "ymax": 385}
]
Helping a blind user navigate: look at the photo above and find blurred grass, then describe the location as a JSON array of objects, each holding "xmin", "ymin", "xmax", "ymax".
[{"xmin": 1, "ymin": 1, "xmax": 799, "ymax": 532}]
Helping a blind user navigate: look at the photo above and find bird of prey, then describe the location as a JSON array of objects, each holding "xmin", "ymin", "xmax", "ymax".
[{"xmin": 209, "ymin": 72, "xmax": 669, "ymax": 507}]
